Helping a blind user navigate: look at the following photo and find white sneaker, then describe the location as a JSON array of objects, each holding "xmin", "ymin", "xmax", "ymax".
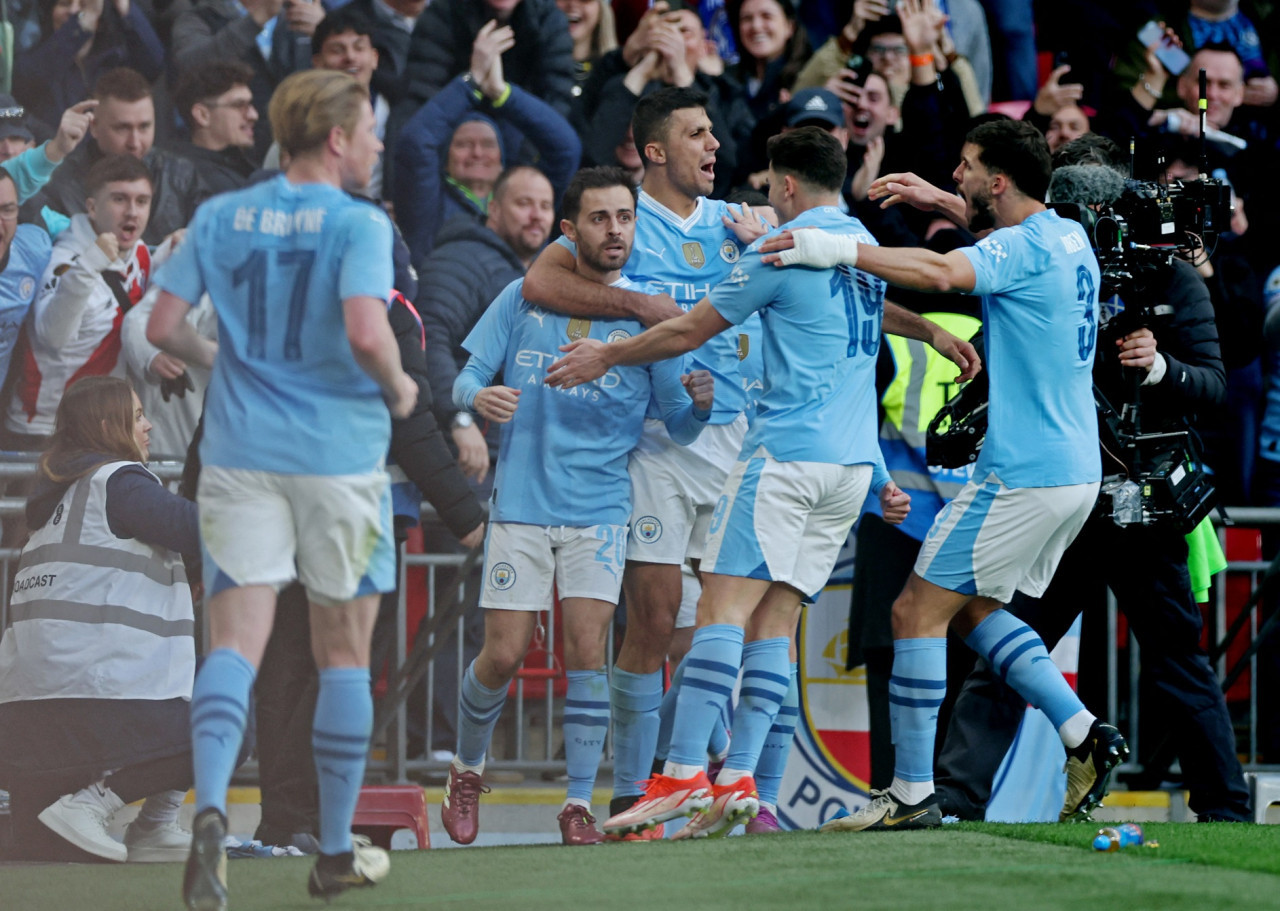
[
  {"xmin": 37, "ymin": 787, "xmax": 127, "ymax": 862},
  {"xmin": 124, "ymin": 818, "xmax": 193, "ymax": 862}
]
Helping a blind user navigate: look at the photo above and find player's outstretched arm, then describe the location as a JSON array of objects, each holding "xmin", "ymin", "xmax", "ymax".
[
  {"xmin": 523, "ymin": 241, "xmax": 683, "ymax": 328},
  {"xmin": 147, "ymin": 290, "xmax": 218, "ymax": 370},
  {"xmin": 867, "ymin": 171, "xmax": 966, "ymax": 226},
  {"xmin": 884, "ymin": 302, "xmax": 982, "ymax": 383},
  {"xmin": 760, "ymin": 230, "xmax": 977, "ymax": 296},
  {"xmin": 544, "ymin": 299, "xmax": 730, "ymax": 388},
  {"xmin": 344, "ymin": 294, "xmax": 417, "ymax": 419}
]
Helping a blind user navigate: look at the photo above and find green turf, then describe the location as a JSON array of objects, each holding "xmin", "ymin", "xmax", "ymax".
[{"xmin": 4, "ymin": 826, "xmax": 1280, "ymax": 911}]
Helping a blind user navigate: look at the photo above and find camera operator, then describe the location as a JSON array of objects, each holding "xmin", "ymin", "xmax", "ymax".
[{"xmin": 932, "ymin": 133, "xmax": 1251, "ymax": 823}]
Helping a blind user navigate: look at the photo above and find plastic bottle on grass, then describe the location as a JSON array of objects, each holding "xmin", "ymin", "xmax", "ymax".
[{"xmin": 1093, "ymin": 823, "xmax": 1145, "ymax": 852}]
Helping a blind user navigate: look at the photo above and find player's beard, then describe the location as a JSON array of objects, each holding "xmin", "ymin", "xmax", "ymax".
[
  {"xmin": 967, "ymin": 186, "xmax": 996, "ymax": 234},
  {"xmin": 580, "ymin": 238, "xmax": 629, "ymax": 274}
]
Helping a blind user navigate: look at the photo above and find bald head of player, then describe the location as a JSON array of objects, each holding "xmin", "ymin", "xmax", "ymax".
[
  {"xmin": 269, "ymin": 69, "xmax": 383, "ymax": 192},
  {"xmin": 631, "ymin": 86, "xmax": 720, "ymax": 207},
  {"xmin": 764, "ymin": 126, "xmax": 846, "ymax": 225},
  {"xmin": 558, "ymin": 166, "xmax": 638, "ymax": 284}
]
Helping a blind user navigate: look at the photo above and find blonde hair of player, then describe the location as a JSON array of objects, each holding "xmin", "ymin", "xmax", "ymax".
[{"xmin": 269, "ymin": 69, "xmax": 368, "ymax": 160}]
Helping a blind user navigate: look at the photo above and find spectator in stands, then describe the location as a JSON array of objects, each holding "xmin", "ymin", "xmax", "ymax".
[
  {"xmin": 394, "ymin": 25, "xmax": 580, "ymax": 264},
  {"xmin": 309, "ymin": 9, "xmax": 393, "ymax": 200},
  {"xmin": 411, "ymin": 165, "xmax": 554, "ymax": 759},
  {"xmin": 1022, "ymin": 63, "xmax": 1091, "ymax": 153},
  {"xmin": 168, "ymin": 61, "xmax": 259, "ymax": 201},
  {"xmin": 6, "ymin": 155, "xmax": 165, "ymax": 451},
  {"xmin": 1114, "ymin": 1, "xmax": 1276, "ymax": 112},
  {"xmin": 343, "ymin": 0, "xmax": 426, "ymax": 87},
  {"xmin": 0, "ymin": 172, "xmax": 52, "ymax": 392},
  {"xmin": 797, "ymin": 0, "xmax": 990, "ymax": 110},
  {"xmin": 560, "ymin": 0, "xmax": 618, "ymax": 81},
  {"xmin": 43, "ymin": 68, "xmax": 201, "ymax": 246},
  {"xmin": 170, "ymin": 0, "xmax": 320, "ymax": 159},
  {"xmin": 0, "ymin": 97, "xmax": 96, "ymax": 236},
  {"xmin": 14, "ymin": 0, "xmax": 164, "ymax": 131},
  {"xmin": 726, "ymin": 0, "xmax": 809, "ymax": 122},
  {"xmin": 0, "ymin": 376, "xmax": 198, "ymax": 863},
  {"xmin": 401, "ymin": 0, "xmax": 575, "ymax": 120},
  {"xmin": 584, "ymin": 1, "xmax": 754, "ymax": 198},
  {"xmin": 558, "ymin": 0, "xmax": 618, "ymax": 134},
  {"xmin": 120, "ymin": 285, "xmax": 215, "ymax": 460}
]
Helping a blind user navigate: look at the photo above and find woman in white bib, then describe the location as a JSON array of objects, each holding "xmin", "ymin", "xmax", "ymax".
[{"xmin": 0, "ymin": 376, "xmax": 200, "ymax": 862}]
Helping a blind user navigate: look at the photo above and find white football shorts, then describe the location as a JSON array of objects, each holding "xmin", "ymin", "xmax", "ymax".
[
  {"xmin": 198, "ymin": 466, "xmax": 394, "ymax": 606},
  {"xmin": 700, "ymin": 448, "xmax": 871, "ymax": 599},
  {"xmin": 627, "ymin": 414, "xmax": 748, "ymax": 564},
  {"xmin": 913, "ymin": 474, "xmax": 1100, "ymax": 602},
  {"xmin": 480, "ymin": 522, "xmax": 629, "ymax": 610}
]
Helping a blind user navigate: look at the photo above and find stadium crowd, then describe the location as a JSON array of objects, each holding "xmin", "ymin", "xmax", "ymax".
[{"xmin": 0, "ymin": 0, "xmax": 1276, "ymax": 891}]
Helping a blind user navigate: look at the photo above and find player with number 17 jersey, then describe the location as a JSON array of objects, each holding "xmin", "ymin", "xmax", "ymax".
[{"xmin": 156, "ymin": 176, "xmax": 395, "ymax": 476}]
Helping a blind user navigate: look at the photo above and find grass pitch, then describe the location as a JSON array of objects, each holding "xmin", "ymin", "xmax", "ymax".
[{"xmin": 3, "ymin": 822, "xmax": 1279, "ymax": 911}]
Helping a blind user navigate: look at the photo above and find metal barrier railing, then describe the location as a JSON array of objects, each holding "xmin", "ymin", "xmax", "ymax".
[{"xmin": 0, "ymin": 452, "xmax": 1276, "ymax": 784}]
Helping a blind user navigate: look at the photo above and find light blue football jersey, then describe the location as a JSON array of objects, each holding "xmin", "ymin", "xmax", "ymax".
[
  {"xmin": 155, "ymin": 176, "xmax": 394, "ymax": 475},
  {"xmin": 556, "ymin": 190, "xmax": 749, "ymax": 423},
  {"xmin": 736, "ymin": 311, "xmax": 763, "ymax": 422},
  {"xmin": 958, "ymin": 208, "xmax": 1101, "ymax": 488},
  {"xmin": 0, "ymin": 225, "xmax": 51, "ymax": 384},
  {"xmin": 708, "ymin": 206, "xmax": 887, "ymax": 468},
  {"xmin": 455, "ymin": 277, "xmax": 707, "ymax": 527}
]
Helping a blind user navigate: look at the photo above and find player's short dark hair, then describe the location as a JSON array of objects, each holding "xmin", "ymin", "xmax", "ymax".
[
  {"xmin": 1052, "ymin": 133, "xmax": 1123, "ymax": 171},
  {"xmin": 632, "ymin": 86, "xmax": 709, "ymax": 165},
  {"xmin": 561, "ymin": 166, "xmax": 637, "ymax": 223},
  {"xmin": 172, "ymin": 60, "xmax": 255, "ymax": 123},
  {"xmin": 92, "ymin": 67, "xmax": 152, "ymax": 104},
  {"xmin": 492, "ymin": 165, "xmax": 551, "ymax": 203},
  {"xmin": 312, "ymin": 6, "xmax": 376, "ymax": 57},
  {"xmin": 965, "ymin": 118, "xmax": 1052, "ymax": 202},
  {"xmin": 85, "ymin": 154, "xmax": 153, "ymax": 197},
  {"xmin": 767, "ymin": 126, "xmax": 847, "ymax": 193}
]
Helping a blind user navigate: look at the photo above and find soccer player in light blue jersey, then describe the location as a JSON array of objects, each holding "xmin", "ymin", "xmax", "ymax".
[
  {"xmin": 546, "ymin": 127, "xmax": 914, "ymax": 838},
  {"xmin": 148, "ymin": 70, "xmax": 416, "ymax": 909},
  {"xmin": 523, "ymin": 87, "xmax": 776, "ymax": 829},
  {"xmin": 760, "ymin": 119, "xmax": 1129, "ymax": 831},
  {"xmin": 438, "ymin": 166, "xmax": 715, "ymax": 848}
]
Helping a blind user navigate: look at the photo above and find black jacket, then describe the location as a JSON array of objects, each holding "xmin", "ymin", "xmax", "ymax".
[
  {"xmin": 43, "ymin": 141, "xmax": 202, "ymax": 245},
  {"xmin": 388, "ymin": 293, "xmax": 485, "ymax": 538},
  {"xmin": 415, "ymin": 216, "xmax": 527, "ymax": 461},
  {"xmin": 165, "ymin": 140, "xmax": 256, "ymax": 203},
  {"xmin": 402, "ymin": 0, "xmax": 574, "ymax": 118},
  {"xmin": 1096, "ymin": 257, "xmax": 1226, "ymax": 431}
]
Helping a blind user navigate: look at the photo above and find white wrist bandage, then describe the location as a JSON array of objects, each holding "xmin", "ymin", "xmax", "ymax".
[{"xmin": 775, "ymin": 229, "xmax": 859, "ymax": 270}]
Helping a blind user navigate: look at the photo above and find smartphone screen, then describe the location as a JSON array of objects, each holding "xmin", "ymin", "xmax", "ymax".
[{"xmin": 1137, "ymin": 20, "xmax": 1191, "ymax": 76}]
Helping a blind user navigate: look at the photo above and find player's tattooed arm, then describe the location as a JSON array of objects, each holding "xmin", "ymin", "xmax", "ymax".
[{"xmin": 524, "ymin": 241, "xmax": 682, "ymax": 327}]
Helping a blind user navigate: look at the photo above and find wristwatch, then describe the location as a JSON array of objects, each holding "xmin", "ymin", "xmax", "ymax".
[{"xmin": 452, "ymin": 412, "xmax": 475, "ymax": 430}]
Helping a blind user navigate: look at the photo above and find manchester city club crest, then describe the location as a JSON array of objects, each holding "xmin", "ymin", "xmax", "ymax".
[
  {"xmin": 607, "ymin": 329, "xmax": 631, "ymax": 343},
  {"xmin": 737, "ymin": 333, "xmax": 749, "ymax": 360},
  {"xmin": 682, "ymin": 242, "xmax": 706, "ymax": 269},
  {"xmin": 567, "ymin": 318, "xmax": 592, "ymax": 341},
  {"xmin": 19, "ymin": 276, "xmax": 34, "ymax": 299},
  {"xmin": 634, "ymin": 516, "xmax": 662, "ymax": 543},
  {"xmin": 490, "ymin": 562, "xmax": 517, "ymax": 591},
  {"xmin": 720, "ymin": 238, "xmax": 740, "ymax": 263}
]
